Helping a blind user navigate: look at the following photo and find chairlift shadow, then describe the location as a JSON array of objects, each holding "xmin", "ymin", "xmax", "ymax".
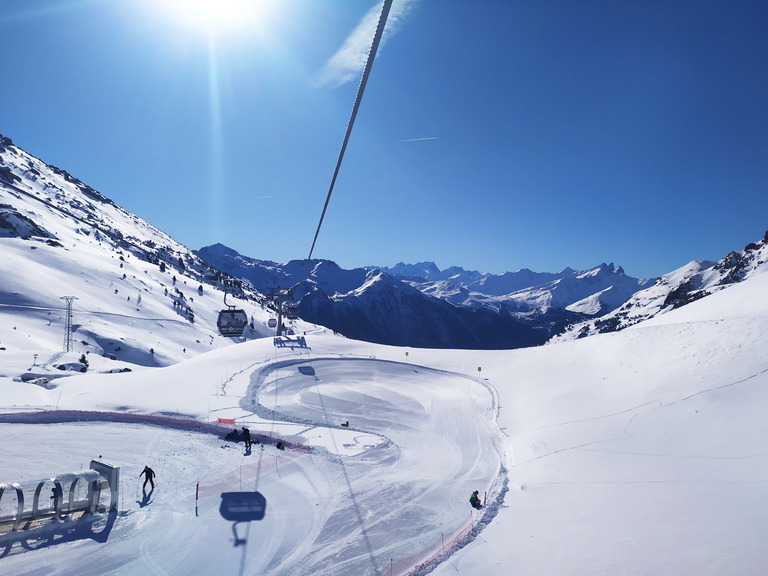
[
  {"xmin": 273, "ymin": 336, "xmax": 309, "ymax": 350},
  {"xmin": 219, "ymin": 491, "xmax": 266, "ymax": 547}
]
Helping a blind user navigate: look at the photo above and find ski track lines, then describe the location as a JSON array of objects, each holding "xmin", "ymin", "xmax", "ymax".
[
  {"xmin": 244, "ymin": 357, "xmax": 503, "ymax": 575},
  {"xmin": 0, "ymin": 357, "xmax": 504, "ymax": 576}
]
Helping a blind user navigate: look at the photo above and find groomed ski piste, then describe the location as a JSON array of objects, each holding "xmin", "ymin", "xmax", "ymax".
[
  {"xmin": 2, "ymin": 269, "xmax": 768, "ymax": 575},
  {"xmin": 0, "ymin": 332, "xmax": 505, "ymax": 576}
]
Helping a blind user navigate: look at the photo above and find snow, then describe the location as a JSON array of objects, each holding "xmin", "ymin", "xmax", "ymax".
[
  {"xmin": 0, "ymin": 268, "xmax": 767, "ymax": 574},
  {"xmin": 3, "ymin": 140, "xmax": 768, "ymax": 574},
  {"xmin": 0, "ymin": 337, "xmax": 503, "ymax": 576}
]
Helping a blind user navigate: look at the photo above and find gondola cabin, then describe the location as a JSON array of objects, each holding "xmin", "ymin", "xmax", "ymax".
[
  {"xmin": 268, "ymin": 318, "xmax": 277, "ymax": 328},
  {"xmin": 285, "ymin": 303, "xmax": 299, "ymax": 320},
  {"xmin": 217, "ymin": 308, "xmax": 248, "ymax": 337}
]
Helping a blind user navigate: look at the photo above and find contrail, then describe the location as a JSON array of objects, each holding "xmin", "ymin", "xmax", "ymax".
[{"xmin": 398, "ymin": 137, "xmax": 439, "ymax": 142}]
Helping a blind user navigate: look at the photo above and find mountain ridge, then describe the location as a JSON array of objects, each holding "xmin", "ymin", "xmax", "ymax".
[
  {"xmin": 0, "ymin": 133, "xmax": 289, "ymax": 374},
  {"xmin": 196, "ymin": 243, "xmax": 655, "ymax": 349},
  {"xmin": 3, "ymin": 131, "xmax": 767, "ymax": 355},
  {"xmin": 553, "ymin": 231, "xmax": 768, "ymax": 341}
]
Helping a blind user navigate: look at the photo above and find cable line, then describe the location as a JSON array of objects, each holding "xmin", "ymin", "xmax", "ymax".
[{"xmin": 300, "ymin": 0, "xmax": 394, "ymax": 285}]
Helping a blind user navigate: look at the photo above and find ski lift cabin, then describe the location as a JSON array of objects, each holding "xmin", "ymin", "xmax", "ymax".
[
  {"xmin": 268, "ymin": 318, "xmax": 277, "ymax": 328},
  {"xmin": 217, "ymin": 293, "xmax": 248, "ymax": 337},
  {"xmin": 218, "ymin": 309, "xmax": 248, "ymax": 337},
  {"xmin": 285, "ymin": 303, "xmax": 299, "ymax": 320}
]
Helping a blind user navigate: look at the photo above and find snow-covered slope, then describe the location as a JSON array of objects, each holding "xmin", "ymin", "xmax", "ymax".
[
  {"xmin": 1, "ymin": 250, "xmax": 767, "ymax": 575},
  {"xmin": 0, "ymin": 134, "xmax": 312, "ymax": 380},
  {"xmin": 2, "ymin": 133, "xmax": 768, "ymax": 575},
  {"xmin": 433, "ymin": 268, "xmax": 768, "ymax": 575}
]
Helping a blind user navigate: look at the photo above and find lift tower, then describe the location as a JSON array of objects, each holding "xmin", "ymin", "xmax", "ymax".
[
  {"xmin": 267, "ymin": 288, "xmax": 291, "ymax": 337},
  {"xmin": 60, "ymin": 296, "xmax": 78, "ymax": 352}
]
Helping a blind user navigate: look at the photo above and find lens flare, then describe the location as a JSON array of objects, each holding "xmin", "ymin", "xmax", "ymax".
[{"xmin": 158, "ymin": 0, "xmax": 271, "ymax": 35}]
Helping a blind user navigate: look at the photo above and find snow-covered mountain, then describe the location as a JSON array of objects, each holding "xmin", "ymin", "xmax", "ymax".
[
  {"xmin": 3, "ymin": 129, "xmax": 766, "ymax": 359},
  {"xmin": 198, "ymin": 244, "xmax": 654, "ymax": 349},
  {"xmin": 554, "ymin": 230, "xmax": 768, "ymax": 341},
  {"xmin": 196, "ymin": 245, "xmax": 554, "ymax": 349},
  {"xmin": 384, "ymin": 261, "xmax": 655, "ymax": 315},
  {"xmin": 0, "ymin": 134, "xmax": 312, "ymax": 376},
  {"xmin": 2, "ymin": 229, "xmax": 768, "ymax": 576},
  {"xmin": 298, "ymin": 269, "xmax": 548, "ymax": 349}
]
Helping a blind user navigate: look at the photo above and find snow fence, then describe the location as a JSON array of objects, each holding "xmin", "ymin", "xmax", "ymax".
[{"xmin": 376, "ymin": 510, "xmax": 478, "ymax": 576}]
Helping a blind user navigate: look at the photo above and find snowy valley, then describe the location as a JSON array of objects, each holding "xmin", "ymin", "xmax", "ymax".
[{"xmin": 2, "ymin": 134, "xmax": 768, "ymax": 575}]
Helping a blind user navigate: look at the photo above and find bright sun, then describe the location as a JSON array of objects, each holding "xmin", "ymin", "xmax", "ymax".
[{"xmin": 159, "ymin": 0, "xmax": 272, "ymax": 35}]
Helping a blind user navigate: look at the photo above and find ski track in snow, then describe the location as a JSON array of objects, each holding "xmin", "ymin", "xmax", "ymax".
[{"xmin": 0, "ymin": 356, "xmax": 506, "ymax": 576}]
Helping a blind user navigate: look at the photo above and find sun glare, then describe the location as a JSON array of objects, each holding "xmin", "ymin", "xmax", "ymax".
[{"xmin": 158, "ymin": 0, "xmax": 272, "ymax": 36}]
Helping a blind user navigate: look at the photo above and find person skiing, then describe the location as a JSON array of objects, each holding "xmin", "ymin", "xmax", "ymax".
[
  {"xmin": 469, "ymin": 490, "xmax": 482, "ymax": 509},
  {"xmin": 140, "ymin": 465, "xmax": 156, "ymax": 491},
  {"xmin": 241, "ymin": 427, "xmax": 251, "ymax": 450}
]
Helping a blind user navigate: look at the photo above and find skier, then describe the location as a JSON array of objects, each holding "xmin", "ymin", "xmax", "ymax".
[
  {"xmin": 241, "ymin": 427, "xmax": 252, "ymax": 450},
  {"xmin": 50, "ymin": 484, "xmax": 63, "ymax": 516},
  {"xmin": 140, "ymin": 465, "xmax": 156, "ymax": 491},
  {"xmin": 469, "ymin": 490, "xmax": 482, "ymax": 509}
]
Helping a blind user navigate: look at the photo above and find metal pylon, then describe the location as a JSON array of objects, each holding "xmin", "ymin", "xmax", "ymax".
[{"xmin": 60, "ymin": 296, "xmax": 78, "ymax": 352}]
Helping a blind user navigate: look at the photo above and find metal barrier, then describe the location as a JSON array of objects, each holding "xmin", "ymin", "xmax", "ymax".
[{"xmin": 0, "ymin": 460, "xmax": 119, "ymax": 534}]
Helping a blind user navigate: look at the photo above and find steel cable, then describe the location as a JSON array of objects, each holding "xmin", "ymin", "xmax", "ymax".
[{"xmin": 300, "ymin": 0, "xmax": 394, "ymax": 286}]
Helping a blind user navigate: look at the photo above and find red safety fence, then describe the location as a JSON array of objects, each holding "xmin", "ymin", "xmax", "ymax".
[
  {"xmin": 376, "ymin": 511, "xmax": 477, "ymax": 576},
  {"xmin": 0, "ymin": 411, "xmax": 311, "ymax": 453}
]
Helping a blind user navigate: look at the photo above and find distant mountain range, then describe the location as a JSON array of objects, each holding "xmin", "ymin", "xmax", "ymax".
[
  {"xmin": 195, "ymin": 243, "xmax": 656, "ymax": 349},
  {"xmin": 2, "ymin": 131, "xmax": 767, "ymax": 355}
]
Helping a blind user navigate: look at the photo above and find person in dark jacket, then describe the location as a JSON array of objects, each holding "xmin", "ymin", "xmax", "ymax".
[
  {"xmin": 469, "ymin": 490, "xmax": 482, "ymax": 509},
  {"xmin": 241, "ymin": 427, "xmax": 252, "ymax": 450},
  {"xmin": 140, "ymin": 465, "xmax": 156, "ymax": 491},
  {"xmin": 50, "ymin": 484, "xmax": 63, "ymax": 516}
]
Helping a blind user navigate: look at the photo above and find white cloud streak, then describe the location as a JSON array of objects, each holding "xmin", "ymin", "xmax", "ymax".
[
  {"xmin": 313, "ymin": 0, "xmax": 418, "ymax": 88},
  {"xmin": 398, "ymin": 136, "xmax": 439, "ymax": 142}
]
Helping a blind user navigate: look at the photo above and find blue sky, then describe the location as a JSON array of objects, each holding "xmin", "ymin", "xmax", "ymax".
[{"xmin": 1, "ymin": 0, "xmax": 767, "ymax": 278}]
